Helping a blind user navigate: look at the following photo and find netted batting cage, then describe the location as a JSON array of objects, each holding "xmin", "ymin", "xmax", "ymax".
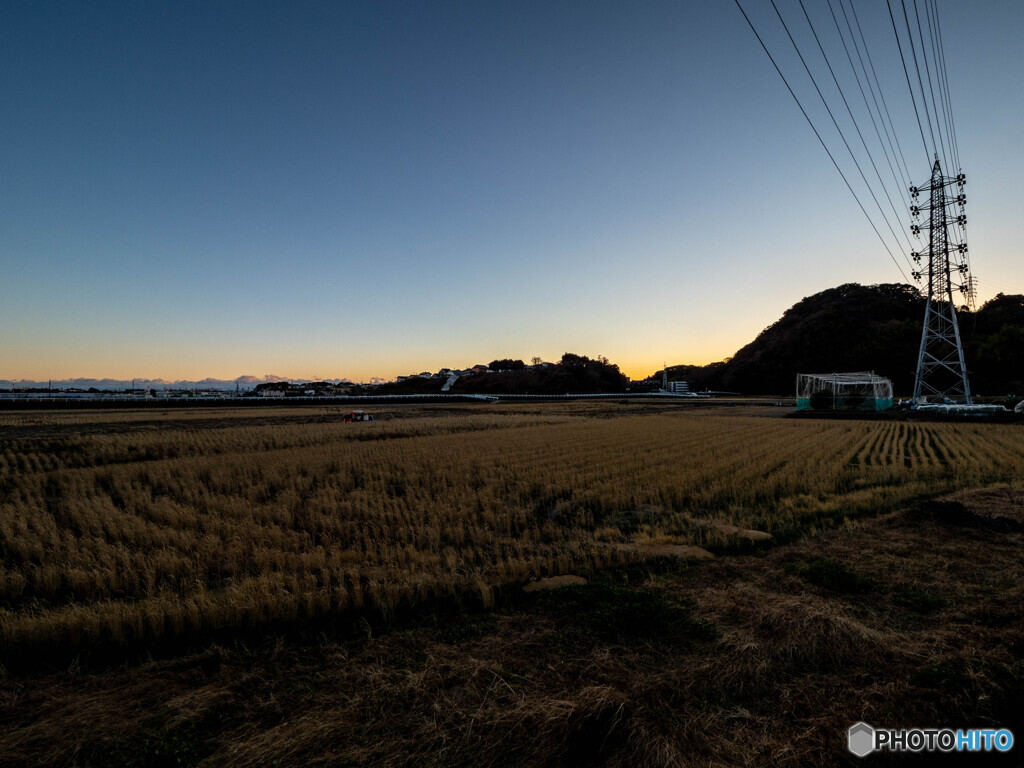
[{"xmin": 796, "ymin": 372, "xmax": 894, "ymax": 412}]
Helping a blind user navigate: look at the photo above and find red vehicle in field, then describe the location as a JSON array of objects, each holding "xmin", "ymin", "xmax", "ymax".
[{"xmin": 342, "ymin": 410, "xmax": 374, "ymax": 422}]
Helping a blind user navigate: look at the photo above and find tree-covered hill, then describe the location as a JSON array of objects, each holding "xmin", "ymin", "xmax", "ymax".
[
  {"xmin": 367, "ymin": 353, "xmax": 629, "ymax": 396},
  {"xmin": 663, "ymin": 284, "xmax": 1024, "ymax": 397}
]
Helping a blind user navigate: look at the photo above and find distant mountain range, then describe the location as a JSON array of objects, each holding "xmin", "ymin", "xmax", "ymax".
[
  {"xmin": 659, "ymin": 283, "xmax": 1024, "ymax": 396},
  {"xmin": 0, "ymin": 375, "xmax": 351, "ymax": 391}
]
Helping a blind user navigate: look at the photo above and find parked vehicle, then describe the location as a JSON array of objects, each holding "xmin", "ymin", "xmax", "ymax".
[{"xmin": 342, "ymin": 410, "xmax": 374, "ymax": 422}]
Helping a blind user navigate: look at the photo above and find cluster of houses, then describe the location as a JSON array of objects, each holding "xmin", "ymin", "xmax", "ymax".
[
  {"xmin": 1, "ymin": 387, "xmax": 249, "ymax": 400},
  {"xmin": 3, "ymin": 362, "xmax": 593, "ymax": 401},
  {"xmin": 255, "ymin": 381, "xmax": 354, "ymax": 398}
]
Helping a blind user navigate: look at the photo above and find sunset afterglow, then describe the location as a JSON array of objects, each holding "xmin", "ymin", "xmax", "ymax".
[{"xmin": 2, "ymin": 2, "xmax": 1021, "ymax": 385}]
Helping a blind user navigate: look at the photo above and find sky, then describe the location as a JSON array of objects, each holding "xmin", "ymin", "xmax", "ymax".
[{"xmin": 2, "ymin": 1, "xmax": 1022, "ymax": 384}]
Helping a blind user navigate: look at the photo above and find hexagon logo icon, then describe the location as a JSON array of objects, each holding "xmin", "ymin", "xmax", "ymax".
[{"xmin": 848, "ymin": 722, "xmax": 875, "ymax": 757}]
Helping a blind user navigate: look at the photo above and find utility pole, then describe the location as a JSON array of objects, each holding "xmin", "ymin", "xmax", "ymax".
[{"xmin": 910, "ymin": 157, "xmax": 972, "ymax": 404}]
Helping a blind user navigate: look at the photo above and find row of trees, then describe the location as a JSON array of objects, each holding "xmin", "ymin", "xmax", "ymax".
[
  {"xmin": 363, "ymin": 354, "xmax": 628, "ymax": 396},
  {"xmin": 458, "ymin": 354, "xmax": 628, "ymax": 394}
]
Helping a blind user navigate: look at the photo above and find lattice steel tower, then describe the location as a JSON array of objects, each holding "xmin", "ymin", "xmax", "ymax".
[{"xmin": 909, "ymin": 158, "xmax": 972, "ymax": 404}]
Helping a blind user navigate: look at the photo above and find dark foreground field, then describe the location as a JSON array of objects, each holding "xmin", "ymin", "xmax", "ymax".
[{"xmin": 2, "ymin": 485, "xmax": 1022, "ymax": 767}]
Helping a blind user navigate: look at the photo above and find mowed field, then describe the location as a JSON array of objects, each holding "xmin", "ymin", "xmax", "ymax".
[{"xmin": 2, "ymin": 402, "xmax": 1024, "ymax": 665}]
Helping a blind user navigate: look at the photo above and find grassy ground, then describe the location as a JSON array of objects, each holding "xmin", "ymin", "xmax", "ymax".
[{"xmin": 2, "ymin": 485, "xmax": 1021, "ymax": 767}]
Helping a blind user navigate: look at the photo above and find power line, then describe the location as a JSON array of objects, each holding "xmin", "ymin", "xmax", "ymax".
[
  {"xmin": 972, "ymin": 277, "xmax": 1016, "ymax": 296},
  {"xmin": 939, "ymin": 0, "xmax": 961, "ymax": 170},
  {"xmin": 886, "ymin": 0, "xmax": 930, "ymax": 163},
  {"xmin": 827, "ymin": 0, "xmax": 910, "ymax": 212},
  {"xmin": 900, "ymin": 0, "xmax": 938, "ymax": 156},
  {"xmin": 924, "ymin": 0, "xmax": 969, "ymax": 279},
  {"xmin": 922, "ymin": 0, "xmax": 954, "ymax": 170},
  {"xmin": 770, "ymin": 0, "xmax": 914, "ymax": 269},
  {"xmin": 847, "ymin": 0, "xmax": 914, "ymax": 196},
  {"xmin": 805, "ymin": 0, "xmax": 915, "ymax": 254},
  {"xmin": 912, "ymin": 0, "xmax": 950, "ymax": 172},
  {"xmin": 930, "ymin": 0, "xmax": 960, "ymax": 171},
  {"xmin": 732, "ymin": 0, "xmax": 911, "ymax": 284}
]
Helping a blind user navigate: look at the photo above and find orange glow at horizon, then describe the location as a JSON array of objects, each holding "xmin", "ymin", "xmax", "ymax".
[
  {"xmin": 3, "ymin": 316, "xmax": 750, "ymax": 384},
  {"xmin": 4, "ymin": 361, "xmax": 731, "ymax": 385},
  {"xmin": 3, "ymin": 349, "xmax": 737, "ymax": 385}
]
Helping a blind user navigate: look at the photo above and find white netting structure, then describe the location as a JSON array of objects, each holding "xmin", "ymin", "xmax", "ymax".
[{"xmin": 796, "ymin": 372, "xmax": 894, "ymax": 412}]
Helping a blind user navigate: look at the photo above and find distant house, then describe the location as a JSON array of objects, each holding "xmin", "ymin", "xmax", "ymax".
[{"xmin": 472, "ymin": 364, "xmax": 489, "ymax": 373}]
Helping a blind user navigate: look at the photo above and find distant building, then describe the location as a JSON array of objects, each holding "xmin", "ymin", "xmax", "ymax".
[{"xmin": 668, "ymin": 381, "xmax": 690, "ymax": 394}]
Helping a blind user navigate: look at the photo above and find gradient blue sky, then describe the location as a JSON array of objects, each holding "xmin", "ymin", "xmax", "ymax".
[{"xmin": 2, "ymin": 1, "xmax": 1022, "ymax": 382}]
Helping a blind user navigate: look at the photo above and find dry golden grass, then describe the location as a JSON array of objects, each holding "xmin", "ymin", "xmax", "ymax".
[
  {"xmin": 2, "ymin": 405, "xmax": 1023, "ymax": 663},
  {"xmin": 2, "ymin": 486, "xmax": 1021, "ymax": 767}
]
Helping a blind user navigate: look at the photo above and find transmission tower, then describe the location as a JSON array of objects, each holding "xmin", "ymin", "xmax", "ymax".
[{"xmin": 909, "ymin": 157, "xmax": 972, "ymax": 404}]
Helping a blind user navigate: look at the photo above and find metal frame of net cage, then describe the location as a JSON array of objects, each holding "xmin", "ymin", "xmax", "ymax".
[{"xmin": 796, "ymin": 372, "xmax": 894, "ymax": 412}]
